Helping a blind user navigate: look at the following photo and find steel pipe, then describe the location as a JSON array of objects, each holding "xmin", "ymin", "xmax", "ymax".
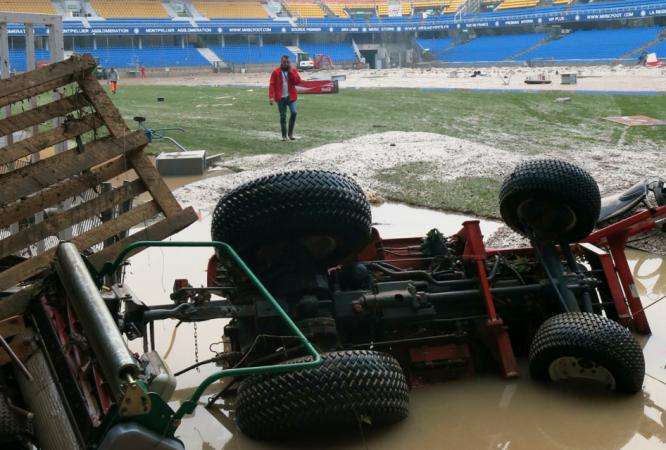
[{"xmin": 55, "ymin": 243, "xmax": 139, "ymax": 399}]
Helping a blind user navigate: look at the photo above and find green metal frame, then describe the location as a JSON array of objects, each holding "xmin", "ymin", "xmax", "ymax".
[{"xmin": 96, "ymin": 240, "xmax": 322, "ymax": 436}]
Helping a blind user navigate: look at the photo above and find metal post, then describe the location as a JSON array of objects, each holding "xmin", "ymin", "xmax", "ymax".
[
  {"xmin": 26, "ymin": 25, "xmax": 38, "ymax": 161},
  {"xmin": 28, "ymin": 24, "xmax": 45, "ymax": 253},
  {"xmin": 0, "ymin": 23, "xmax": 9, "ymax": 78},
  {"xmin": 46, "ymin": 20, "xmax": 73, "ymax": 241},
  {"xmin": 1, "ymin": 23, "xmax": 10, "ymax": 150},
  {"xmin": 0, "ymin": 23, "xmax": 19, "ymax": 236}
]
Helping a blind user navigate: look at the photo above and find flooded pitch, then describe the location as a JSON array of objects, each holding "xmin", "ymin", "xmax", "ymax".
[{"xmin": 124, "ymin": 203, "xmax": 666, "ymax": 450}]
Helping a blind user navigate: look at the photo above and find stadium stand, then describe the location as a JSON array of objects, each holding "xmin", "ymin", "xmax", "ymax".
[
  {"xmin": 445, "ymin": 0, "xmax": 464, "ymax": 12},
  {"xmin": 299, "ymin": 42, "xmax": 357, "ymax": 61},
  {"xmin": 646, "ymin": 39, "xmax": 666, "ymax": 57},
  {"xmin": 209, "ymin": 43, "xmax": 289, "ymax": 64},
  {"xmin": 1, "ymin": 0, "xmax": 665, "ymax": 70},
  {"xmin": 324, "ymin": 2, "xmax": 350, "ymax": 17},
  {"xmin": 496, "ymin": 0, "xmax": 539, "ymax": 11},
  {"xmin": 76, "ymin": 46, "xmax": 210, "ymax": 68},
  {"xmin": 285, "ymin": 0, "xmax": 327, "ymax": 18},
  {"xmin": 8, "ymin": 49, "xmax": 51, "ymax": 72},
  {"xmin": 193, "ymin": 0, "xmax": 270, "ymax": 18},
  {"xmin": 377, "ymin": 3, "xmax": 412, "ymax": 16},
  {"xmin": 439, "ymin": 33, "xmax": 546, "ymax": 62},
  {"xmin": 90, "ymin": 0, "xmax": 170, "ymax": 18},
  {"xmin": 411, "ymin": 0, "xmax": 445, "ymax": 11},
  {"xmin": 417, "ymin": 37, "xmax": 453, "ymax": 54},
  {"xmin": 324, "ymin": 0, "xmax": 385, "ymax": 17},
  {"xmin": 0, "ymin": 0, "xmax": 56, "ymax": 14},
  {"xmin": 522, "ymin": 27, "xmax": 662, "ymax": 61}
]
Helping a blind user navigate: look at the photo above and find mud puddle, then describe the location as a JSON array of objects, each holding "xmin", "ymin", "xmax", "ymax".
[{"xmin": 124, "ymin": 205, "xmax": 666, "ymax": 450}]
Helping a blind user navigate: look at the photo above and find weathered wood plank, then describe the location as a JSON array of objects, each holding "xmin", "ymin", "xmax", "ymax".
[
  {"xmin": 0, "ymin": 130, "xmax": 147, "ymax": 206},
  {"xmin": 0, "ymin": 114, "xmax": 104, "ymax": 166},
  {"xmin": 77, "ymin": 73, "xmax": 183, "ymax": 217},
  {"xmin": 0, "ymin": 315, "xmax": 25, "ymax": 338},
  {"xmin": 0, "ymin": 78, "xmax": 74, "ymax": 110},
  {"xmin": 88, "ymin": 206, "xmax": 198, "ymax": 269},
  {"xmin": 0, "ymin": 92, "xmax": 90, "ymax": 138},
  {"xmin": 127, "ymin": 152, "xmax": 182, "ymax": 216},
  {"xmin": 0, "ymin": 179, "xmax": 146, "ymax": 258},
  {"xmin": 0, "ymin": 54, "xmax": 95, "ymax": 105},
  {"xmin": 0, "ymin": 282, "xmax": 42, "ymax": 321},
  {"xmin": 0, "ymin": 157, "xmax": 132, "ymax": 229},
  {"xmin": 78, "ymin": 72, "xmax": 129, "ymax": 137},
  {"xmin": 0, "ymin": 201, "xmax": 161, "ymax": 292}
]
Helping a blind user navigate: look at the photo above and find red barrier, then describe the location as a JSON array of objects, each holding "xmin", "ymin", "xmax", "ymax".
[{"xmin": 297, "ymin": 80, "xmax": 338, "ymax": 94}]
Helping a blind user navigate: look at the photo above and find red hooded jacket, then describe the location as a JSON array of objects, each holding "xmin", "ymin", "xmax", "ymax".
[{"xmin": 268, "ymin": 66, "xmax": 303, "ymax": 102}]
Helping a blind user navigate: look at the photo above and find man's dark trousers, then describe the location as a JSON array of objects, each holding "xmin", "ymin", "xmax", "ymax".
[{"xmin": 278, "ymin": 97, "xmax": 297, "ymax": 138}]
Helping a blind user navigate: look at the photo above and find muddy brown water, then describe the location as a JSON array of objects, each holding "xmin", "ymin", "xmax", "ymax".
[{"xmin": 124, "ymin": 202, "xmax": 666, "ymax": 450}]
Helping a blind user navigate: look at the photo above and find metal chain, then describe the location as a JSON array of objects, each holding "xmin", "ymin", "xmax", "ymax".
[{"xmin": 193, "ymin": 322, "xmax": 200, "ymax": 372}]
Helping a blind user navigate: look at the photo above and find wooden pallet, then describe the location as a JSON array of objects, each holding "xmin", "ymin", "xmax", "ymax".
[{"xmin": 0, "ymin": 54, "xmax": 198, "ymax": 292}]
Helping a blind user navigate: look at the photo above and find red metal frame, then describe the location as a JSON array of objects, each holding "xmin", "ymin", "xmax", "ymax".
[
  {"xmin": 579, "ymin": 243, "xmax": 632, "ymax": 326},
  {"xmin": 205, "ymin": 206, "xmax": 662, "ymax": 378},
  {"xmin": 42, "ymin": 295, "xmax": 113, "ymax": 427},
  {"xmin": 583, "ymin": 205, "xmax": 665, "ymax": 335},
  {"xmin": 458, "ymin": 221, "xmax": 519, "ymax": 378}
]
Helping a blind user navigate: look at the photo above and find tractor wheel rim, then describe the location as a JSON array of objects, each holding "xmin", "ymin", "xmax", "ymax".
[
  {"xmin": 548, "ymin": 356, "xmax": 616, "ymax": 390},
  {"xmin": 517, "ymin": 199, "xmax": 576, "ymax": 235}
]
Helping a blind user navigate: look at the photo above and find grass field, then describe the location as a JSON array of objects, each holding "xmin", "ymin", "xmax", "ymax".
[
  {"xmin": 112, "ymin": 85, "xmax": 666, "ymax": 217},
  {"xmin": 113, "ymin": 85, "xmax": 666, "ymax": 156}
]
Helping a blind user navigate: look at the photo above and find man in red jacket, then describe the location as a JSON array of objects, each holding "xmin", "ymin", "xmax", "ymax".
[{"xmin": 268, "ymin": 55, "xmax": 303, "ymax": 141}]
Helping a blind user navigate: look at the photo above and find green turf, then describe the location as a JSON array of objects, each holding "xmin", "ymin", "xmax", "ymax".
[
  {"xmin": 112, "ymin": 85, "xmax": 666, "ymax": 156},
  {"xmin": 376, "ymin": 162, "xmax": 503, "ymax": 218},
  {"xmin": 109, "ymin": 85, "xmax": 665, "ymax": 215}
]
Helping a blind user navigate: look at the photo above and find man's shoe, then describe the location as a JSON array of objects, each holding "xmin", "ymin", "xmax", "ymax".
[
  {"xmin": 288, "ymin": 135, "xmax": 296, "ymax": 141},
  {"xmin": 282, "ymin": 136, "xmax": 288, "ymax": 141}
]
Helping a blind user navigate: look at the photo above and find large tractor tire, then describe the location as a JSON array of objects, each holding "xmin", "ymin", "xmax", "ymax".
[
  {"xmin": 211, "ymin": 170, "xmax": 372, "ymax": 268},
  {"xmin": 499, "ymin": 159, "xmax": 601, "ymax": 243},
  {"xmin": 235, "ymin": 350, "xmax": 409, "ymax": 440},
  {"xmin": 528, "ymin": 313, "xmax": 644, "ymax": 394}
]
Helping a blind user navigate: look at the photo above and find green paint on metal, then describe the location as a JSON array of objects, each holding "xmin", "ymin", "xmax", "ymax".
[{"xmin": 97, "ymin": 240, "xmax": 322, "ymax": 437}]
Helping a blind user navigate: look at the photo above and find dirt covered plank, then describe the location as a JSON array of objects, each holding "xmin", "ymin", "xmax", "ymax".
[
  {"xmin": 0, "ymin": 130, "xmax": 147, "ymax": 205},
  {"xmin": 0, "ymin": 54, "xmax": 95, "ymax": 108}
]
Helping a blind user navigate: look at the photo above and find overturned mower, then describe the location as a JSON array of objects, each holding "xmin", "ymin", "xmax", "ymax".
[{"xmin": 202, "ymin": 160, "xmax": 660, "ymax": 439}]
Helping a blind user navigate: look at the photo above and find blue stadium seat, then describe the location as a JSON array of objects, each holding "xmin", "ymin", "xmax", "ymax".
[
  {"xmin": 647, "ymin": 39, "xmax": 666, "ymax": 57},
  {"xmin": 7, "ymin": 49, "xmax": 51, "ymax": 72},
  {"xmin": 440, "ymin": 33, "xmax": 545, "ymax": 62},
  {"xmin": 75, "ymin": 46, "xmax": 210, "ymax": 68},
  {"xmin": 522, "ymin": 27, "xmax": 661, "ymax": 61},
  {"xmin": 417, "ymin": 37, "xmax": 453, "ymax": 55},
  {"xmin": 209, "ymin": 44, "xmax": 290, "ymax": 64},
  {"xmin": 298, "ymin": 42, "xmax": 356, "ymax": 62}
]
